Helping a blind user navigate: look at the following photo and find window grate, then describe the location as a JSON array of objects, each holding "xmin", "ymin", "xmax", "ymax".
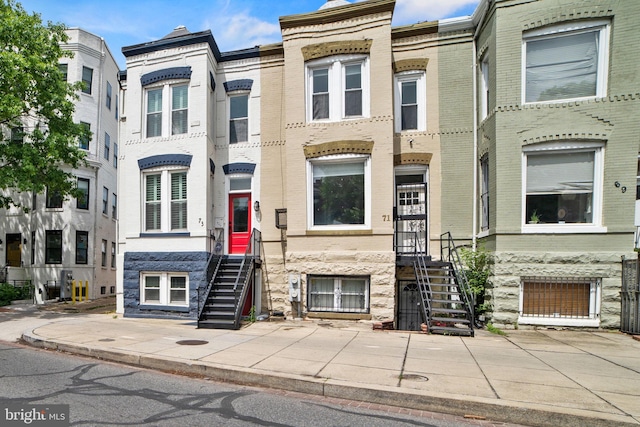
[{"xmin": 521, "ymin": 276, "xmax": 599, "ymax": 319}]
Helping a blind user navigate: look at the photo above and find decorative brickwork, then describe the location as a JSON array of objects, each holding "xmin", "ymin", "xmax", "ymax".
[
  {"xmin": 393, "ymin": 58, "xmax": 429, "ymax": 73},
  {"xmin": 303, "ymin": 140, "xmax": 374, "ymax": 159},
  {"xmin": 393, "ymin": 153, "xmax": 432, "ymax": 166},
  {"xmin": 301, "ymin": 40, "xmax": 373, "ymax": 62}
]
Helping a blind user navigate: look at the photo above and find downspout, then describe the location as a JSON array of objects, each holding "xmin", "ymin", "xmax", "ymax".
[{"xmin": 471, "ymin": 35, "xmax": 479, "ymax": 251}]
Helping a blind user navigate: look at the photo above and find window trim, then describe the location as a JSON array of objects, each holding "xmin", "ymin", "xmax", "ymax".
[
  {"xmin": 145, "ymin": 81, "xmax": 189, "ymax": 138},
  {"xmin": 142, "ymin": 167, "xmax": 189, "ymax": 233},
  {"xmin": 104, "ymin": 132, "xmax": 110, "ymax": 161},
  {"xmin": 81, "ymin": 66, "xmax": 93, "ymax": 95},
  {"xmin": 228, "ymin": 92, "xmax": 249, "ymax": 144},
  {"xmin": 306, "ymin": 54, "xmax": 370, "ymax": 123},
  {"xmin": 140, "ymin": 272, "xmax": 189, "ymax": 307},
  {"xmin": 306, "ymin": 154, "xmax": 371, "ymax": 231},
  {"xmin": 522, "ymin": 141, "xmax": 605, "ymax": 233},
  {"xmin": 75, "ymin": 230, "xmax": 89, "ymax": 265},
  {"xmin": 522, "ymin": 20, "xmax": 610, "ymax": 104},
  {"xmin": 77, "ymin": 177, "xmax": 90, "ymax": 210},
  {"xmin": 45, "ymin": 230, "xmax": 62, "ymax": 264},
  {"xmin": 480, "ymin": 56, "xmax": 489, "ymax": 120},
  {"xmin": 394, "ymin": 70, "xmax": 426, "ymax": 133},
  {"xmin": 307, "ymin": 275, "xmax": 370, "ymax": 314},
  {"xmin": 106, "ymin": 81, "xmax": 112, "ymax": 110},
  {"xmin": 102, "ymin": 187, "xmax": 109, "ymax": 215},
  {"xmin": 101, "ymin": 239, "xmax": 107, "ymax": 267}
]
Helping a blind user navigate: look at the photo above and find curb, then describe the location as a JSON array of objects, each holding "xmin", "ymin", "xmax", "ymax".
[{"xmin": 21, "ymin": 332, "xmax": 639, "ymax": 427}]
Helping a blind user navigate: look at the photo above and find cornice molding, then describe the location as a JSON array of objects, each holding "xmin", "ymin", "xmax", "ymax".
[
  {"xmin": 304, "ymin": 140, "xmax": 374, "ymax": 159},
  {"xmin": 302, "ymin": 39, "xmax": 373, "ymax": 61}
]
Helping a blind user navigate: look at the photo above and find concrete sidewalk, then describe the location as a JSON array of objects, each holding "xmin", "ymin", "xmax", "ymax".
[{"xmin": 1, "ymin": 306, "xmax": 639, "ymax": 427}]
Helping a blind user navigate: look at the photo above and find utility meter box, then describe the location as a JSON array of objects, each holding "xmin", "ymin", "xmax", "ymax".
[
  {"xmin": 59, "ymin": 270, "xmax": 73, "ymax": 300},
  {"xmin": 288, "ymin": 274, "xmax": 301, "ymax": 302}
]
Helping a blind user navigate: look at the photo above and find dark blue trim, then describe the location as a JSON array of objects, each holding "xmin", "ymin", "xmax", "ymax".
[
  {"xmin": 138, "ymin": 154, "xmax": 193, "ymax": 170},
  {"xmin": 223, "ymin": 163, "xmax": 256, "ymax": 175},
  {"xmin": 123, "ymin": 31, "xmax": 222, "ymax": 61},
  {"xmin": 139, "ymin": 304, "xmax": 190, "ymax": 313},
  {"xmin": 209, "ymin": 159, "xmax": 215, "ymax": 174},
  {"xmin": 223, "ymin": 79, "xmax": 253, "ymax": 93},
  {"xmin": 141, "ymin": 66, "xmax": 192, "ymax": 86},
  {"xmin": 139, "ymin": 232, "xmax": 191, "ymax": 238}
]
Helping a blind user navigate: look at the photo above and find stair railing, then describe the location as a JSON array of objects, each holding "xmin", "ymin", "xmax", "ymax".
[
  {"xmin": 413, "ymin": 233, "xmax": 432, "ymax": 327},
  {"xmin": 440, "ymin": 232, "xmax": 475, "ymax": 330},
  {"xmin": 231, "ymin": 228, "xmax": 262, "ymax": 328},
  {"xmin": 198, "ymin": 251, "xmax": 224, "ymax": 321}
]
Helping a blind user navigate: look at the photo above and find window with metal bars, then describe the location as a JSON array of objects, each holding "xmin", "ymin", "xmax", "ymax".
[{"xmin": 520, "ymin": 276, "xmax": 600, "ymax": 320}]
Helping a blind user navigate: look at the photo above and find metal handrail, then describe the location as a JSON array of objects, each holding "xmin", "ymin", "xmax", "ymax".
[
  {"xmin": 197, "ymin": 251, "xmax": 223, "ymax": 321},
  {"xmin": 440, "ymin": 232, "xmax": 475, "ymax": 330},
  {"xmin": 413, "ymin": 233, "xmax": 432, "ymax": 325},
  {"xmin": 231, "ymin": 229, "xmax": 261, "ymax": 328}
]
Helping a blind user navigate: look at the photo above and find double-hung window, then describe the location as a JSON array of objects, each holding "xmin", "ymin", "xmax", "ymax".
[
  {"xmin": 104, "ymin": 132, "xmax": 110, "ymax": 160},
  {"xmin": 79, "ymin": 122, "xmax": 90, "ymax": 150},
  {"xmin": 81, "ymin": 66, "xmax": 93, "ymax": 95},
  {"xmin": 141, "ymin": 273, "xmax": 188, "ymax": 306},
  {"xmin": 523, "ymin": 142, "xmax": 604, "ymax": 233},
  {"xmin": 394, "ymin": 71, "xmax": 426, "ymax": 132},
  {"xmin": 308, "ymin": 276, "xmax": 369, "ymax": 314},
  {"xmin": 106, "ymin": 81, "xmax": 112, "ymax": 110},
  {"xmin": 76, "ymin": 231, "xmax": 88, "ymax": 265},
  {"xmin": 523, "ymin": 20, "xmax": 609, "ymax": 103},
  {"xmin": 229, "ymin": 94, "xmax": 249, "ymax": 143},
  {"xmin": 144, "ymin": 169, "xmax": 188, "ymax": 232},
  {"xmin": 307, "ymin": 155, "xmax": 370, "ymax": 230},
  {"xmin": 45, "ymin": 230, "xmax": 62, "ymax": 264},
  {"xmin": 146, "ymin": 84, "xmax": 189, "ymax": 138},
  {"xmin": 77, "ymin": 177, "xmax": 89, "ymax": 210},
  {"xmin": 480, "ymin": 155, "xmax": 489, "ymax": 232},
  {"xmin": 102, "ymin": 187, "xmax": 109, "ymax": 215},
  {"xmin": 306, "ymin": 55, "xmax": 369, "ymax": 122}
]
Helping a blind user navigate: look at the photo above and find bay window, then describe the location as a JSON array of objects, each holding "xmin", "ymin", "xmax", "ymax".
[
  {"xmin": 523, "ymin": 142, "xmax": 604, "ymax": 232},
  {"xmin": 308, "ymin": 155, "xmax": 370, "ymax": 230},
  {"xmin": 306, "ymin": 55, "xmax": 369, "ymax": 122},
  {"xmin": 145, "ymin": 83, "xmax": 189, "ymax": 138},
  {"xmin": 523, "ymin": 20, "xmax": 609, "ymax": 103}
]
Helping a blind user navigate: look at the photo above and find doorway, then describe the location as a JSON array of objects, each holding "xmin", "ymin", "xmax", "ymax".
[
  {"xmin": 394, "ymin": 168, "xmax": 428, "ymax": 256},
  {"xmin": 397, "ymin": 280, "xmax": 421, "ymax": 331},
  {"xmin": 5, "ymin": 233, "xmax": 22, "ymax": 267},
  {"xmin": 229, "ymin": 193, "xmax": 251, "ymax": 254}
]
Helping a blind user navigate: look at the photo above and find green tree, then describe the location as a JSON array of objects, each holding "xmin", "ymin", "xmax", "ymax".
[{"xmin": 0, "ymin": 0, "xmax": 87, "ymax": 210}]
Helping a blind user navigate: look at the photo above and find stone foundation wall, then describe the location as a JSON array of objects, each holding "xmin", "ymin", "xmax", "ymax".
[
  {"xmin": 488, "ymin": 251, "xmax": 633, "ymax": 329},
  {"xmin": 261, "ymin": 251, "xmax": 396, "ymax": 321}
]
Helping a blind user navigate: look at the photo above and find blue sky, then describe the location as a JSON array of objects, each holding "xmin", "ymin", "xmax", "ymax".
[{"xmin": 16, "ymin": 0, "xmax": 480, "ymax": 68}]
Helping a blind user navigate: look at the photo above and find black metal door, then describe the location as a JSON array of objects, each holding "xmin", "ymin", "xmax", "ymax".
[{"xmin": 397, "ymin": 281, "xmax": 421, "ymax": 331}]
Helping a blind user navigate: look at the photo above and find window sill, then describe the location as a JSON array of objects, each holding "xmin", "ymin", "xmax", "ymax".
[
  {"xmin": 476, "ymin": 229, "xmax": 490, "ymax": 239},
  {"xmin": 139, "ymin": 232, "xmax": 191, "ymax": 238},
  {"xmin": 307, "ymin": 312, "xmax": 371, "ymax": 321},
  {"xmin": 518, "ymin": 316, "xmax": 599, "ymax": 328},
  {"xmin": 521, "ymin": 225, "xmax": 607, "ymax": 234},
  {"xmin": 522, "ymin": 95, "xmax": 602, "ymax": 106},
  {"xmin": 306, "ymin": 229, "xmax": 372, "ymax": 236},
  {"xmin": 139, "ymin": 304, "xmax": 189, "ymax": 312}
]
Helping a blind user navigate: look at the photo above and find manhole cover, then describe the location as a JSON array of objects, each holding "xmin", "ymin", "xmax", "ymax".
[
  {"xmin": 176, "ymin": 340, "xmax": 209, "ymax": 346},
  {"xmin": 401, "ymin": 374, "xmax": 429, "ymax": 382},
  {"xmin": 98, "ymin": 338, "xmax": 115, "ymax": 342}
]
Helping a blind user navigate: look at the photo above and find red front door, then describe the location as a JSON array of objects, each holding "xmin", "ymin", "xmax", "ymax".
[{"xmin": 229, "ymin": 193, "xmax": 251, "ymax": 254}]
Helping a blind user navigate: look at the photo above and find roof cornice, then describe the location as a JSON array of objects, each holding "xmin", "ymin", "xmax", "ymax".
[
  {"xmin": 391, "ymin": 21, "xmax": 438, "ymax": 40},
  {"xmin": 280, "ymin": 0, "xmax": 395, "ymax": 30},
  {"xmin": 122, "ymin": 30, "xmax": 222, "ymax": 61}
]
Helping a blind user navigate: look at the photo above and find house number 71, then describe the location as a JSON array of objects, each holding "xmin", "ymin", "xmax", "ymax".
[{"xmin": 382, "ymin": 215, "xmax": 391, "ymax": 222}]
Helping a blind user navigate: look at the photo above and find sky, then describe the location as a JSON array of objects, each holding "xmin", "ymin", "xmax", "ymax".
[{"xmin": 16, "ymin": 0, "xmax": 481, "ymax": 68}]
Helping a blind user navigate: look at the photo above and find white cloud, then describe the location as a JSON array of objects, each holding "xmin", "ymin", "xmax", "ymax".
[
  {"xmin": 392, "ymin": 0, "xmax": 480, "ymax": 24},
  {"xmin": 203, "ymin": 1, "xmax": 281, "ymax": 52}
]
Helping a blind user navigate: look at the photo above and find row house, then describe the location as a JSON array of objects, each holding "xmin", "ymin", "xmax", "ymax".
[
  {"xmin": 0, "ymin": 28, "xmax": 119, "ymax": 301},
  {"xmin": 116, "ymin": 0, "xmax": 639, "ymax": 333}
]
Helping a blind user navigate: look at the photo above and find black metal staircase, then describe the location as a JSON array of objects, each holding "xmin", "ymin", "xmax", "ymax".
[
  {"xmin": 197, "ymin": 229, "xmax": 261, "ymax": 330},
  {"xmin": 410, "ymin": 232, "xmax": 475, "ymax": 336}
]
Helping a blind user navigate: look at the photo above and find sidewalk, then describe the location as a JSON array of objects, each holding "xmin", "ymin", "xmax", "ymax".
[{"xmin": 2, "ymin": 305, "xmax": 639, "ymax": 427}]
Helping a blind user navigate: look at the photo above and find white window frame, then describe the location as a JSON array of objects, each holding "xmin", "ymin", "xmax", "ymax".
[
  {"xmin": 522, "ymin": 141, "xmax": 605, "ymax": 234},
  {"xmin": 394, "ymin": 71, "xmax": 426, "ymax": 133},
  {"xmin": 306, "ymin": 154, "xmax": 371, "ymax": 231},
  {"xmin": 518, "ymin": 277, "xmax": 601, "ymax": 327},
  {"xmin": 480, "ymin": 57, "xmax": 489, "ymax": 120},
  {"xmin": 522, "ymin": 20, "xmax": 610, "ymax": 104},
  {"xmin": 228, "ymin": 92, "xmax": 250, "ymax": 144},
  {"xmin": 142, "ymin": 167, "xmax": 189, "ymax": 233},
  {"xmin": 306, "ymin": 54, "xmax": 370, "ymax": 123},
  {"xmin": 307, "ymin": 275, "xmax": 370, "ymax": 314},
  {"xmin": 144, "ymin": 81, "xmax": 189, "ymax": 138},
  {"xmin": 140, "ymin": 272, "xmax": 189, "ymax": 306}
]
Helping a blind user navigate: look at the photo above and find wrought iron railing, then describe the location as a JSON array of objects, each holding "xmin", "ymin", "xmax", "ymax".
[
  {"xmin": 622, "ymin": 256, "xmax": 640, "ymax": 334},
  {"xmin": 197, "ymin": 251, "xmax": 223, "ymax": 321},
  {"xmin": 412, "ymin": 233, "xmax": 432, "ymax": 325},
  {"xmin": 231, "ymin": 229, "xmax": 261, "ymax": 328},
  {"xmin": 440, "ymin": 232, "xmax": 475, "ymax": 328}
]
